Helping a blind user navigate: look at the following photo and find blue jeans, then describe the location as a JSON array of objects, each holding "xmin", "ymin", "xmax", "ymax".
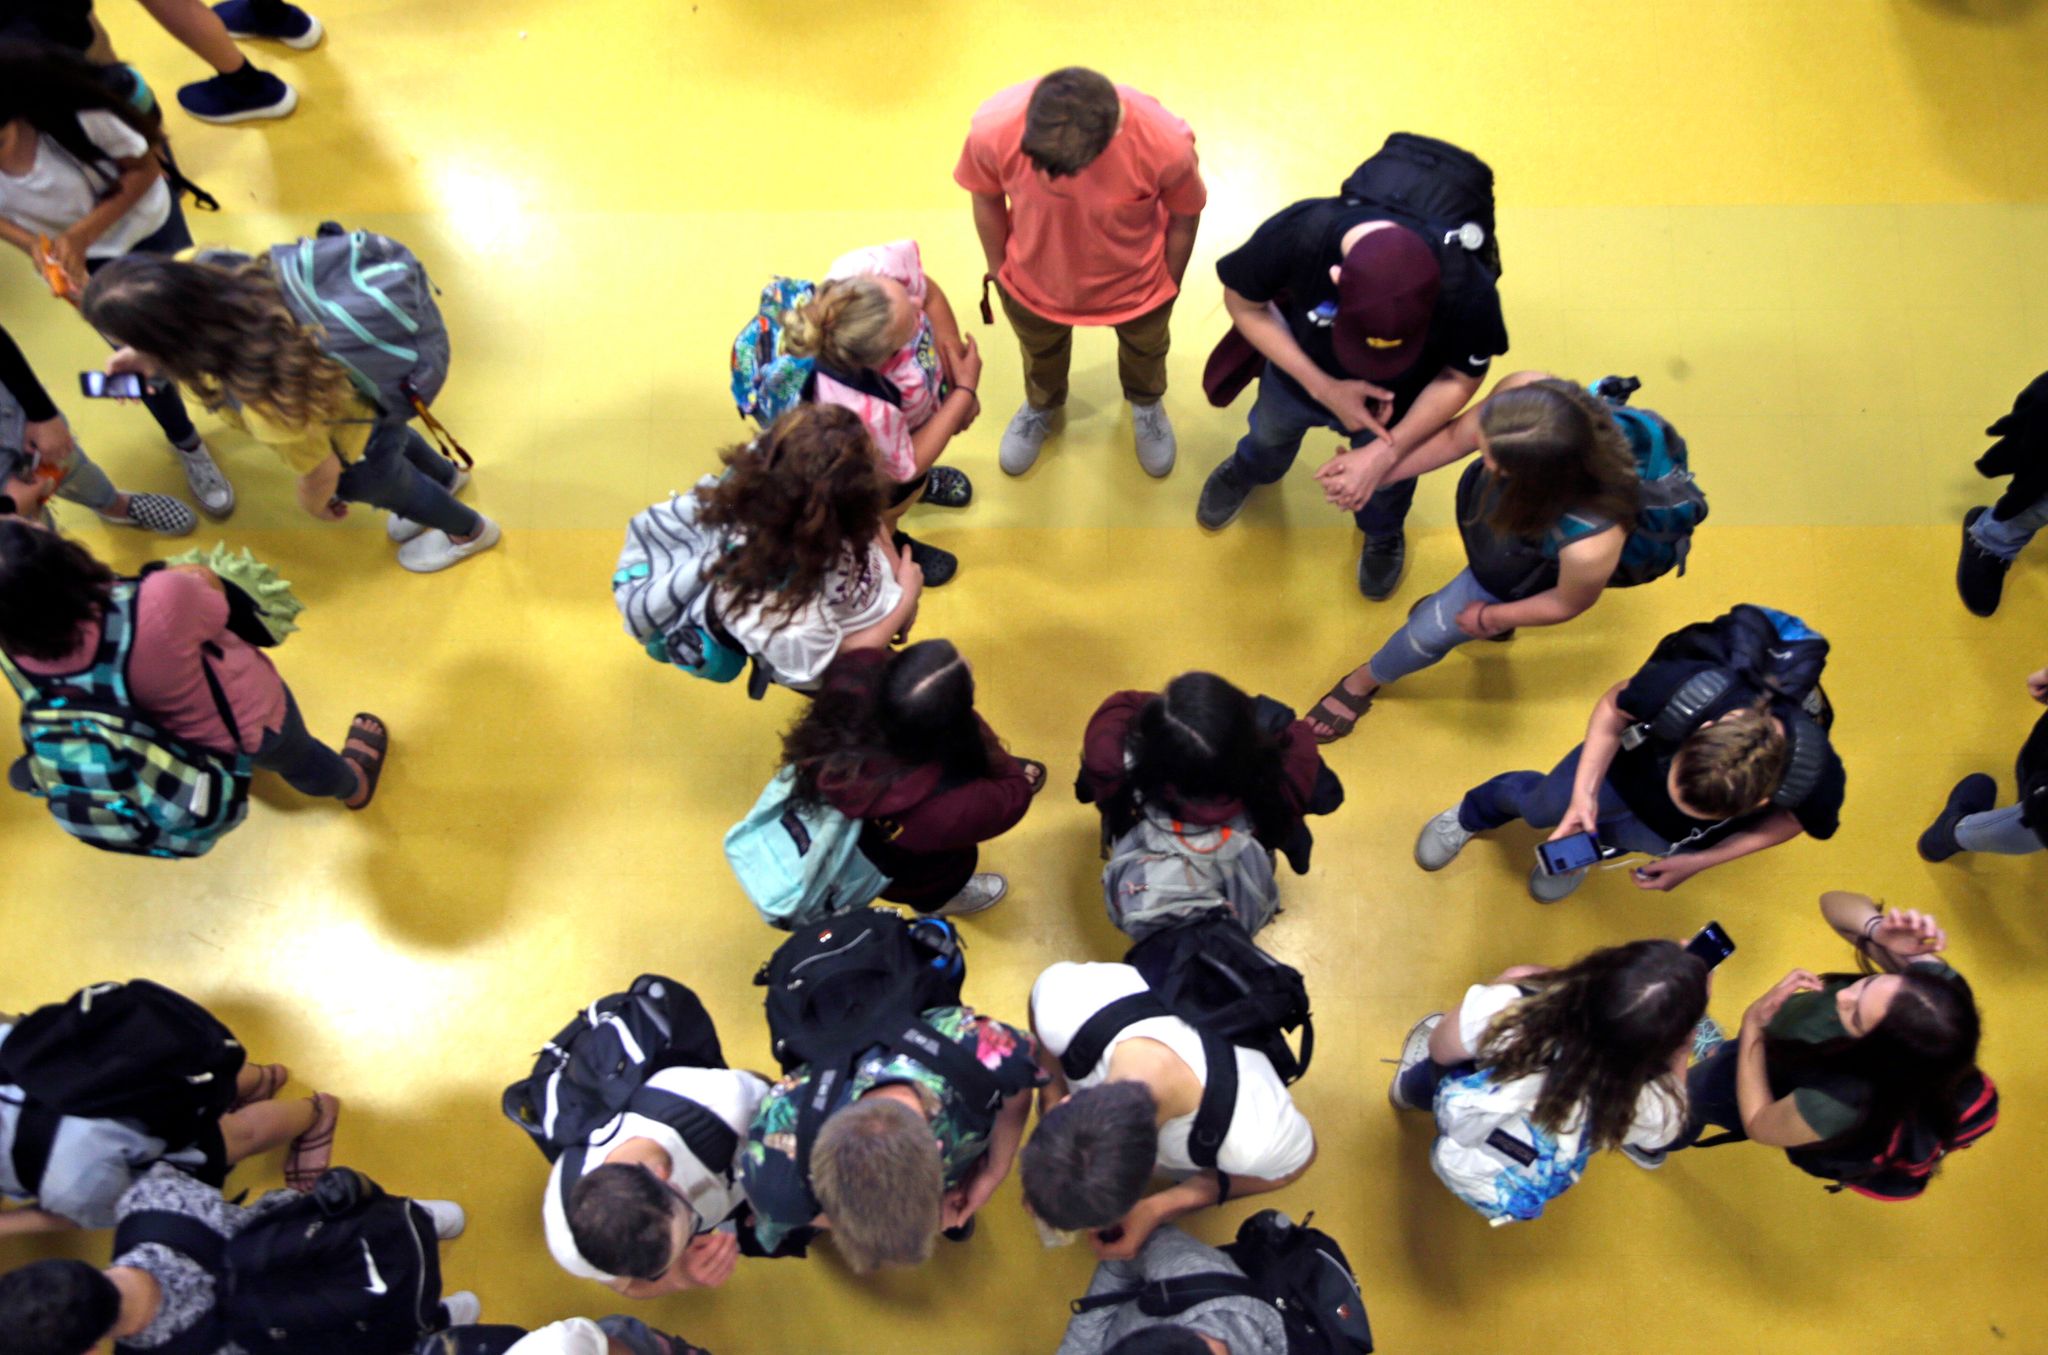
[
  {"xmin": 1224, "ymin": 367, "xmax": 1416, "ymax": 539},
  {"xmin": 1667, "ymin": 1041, "xmax": 1744, "ymax": 1150},
  {"xmin": 1457, "ymin": 745, "xmax": 1677, "ymax": 856},
  {"xmin": 1970, "ymin": 492, "xmax": 2048, "ymax": 563},
  {"xmin": 1366, "ymin": 568, "xmax": 1502, "ymax": 685},
  {"xmin": 85, "ymin": 197, "xmax": 197, "ymax": 448},
  {"xmin": 1956, "ymin": 803, "xmax": 2044, "ymax": 855},
  {"xmin": 335, "ymin": 425, "xmax": 477, "ymax": 536}
]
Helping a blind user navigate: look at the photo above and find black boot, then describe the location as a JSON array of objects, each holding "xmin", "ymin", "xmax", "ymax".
[
  {"xmin": 1957, "ymin": 507, "xmax": 2011, "ymax": 617},
  {"xmin": 1918, "ymin": 773, "xmax": 1996, "ymax": 862}
]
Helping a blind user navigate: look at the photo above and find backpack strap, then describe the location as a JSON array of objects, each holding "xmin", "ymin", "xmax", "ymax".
[
  {"xmin": 109, "ymin": 1210, "xmax": 230, "ymax": 1355},
  {"xmin": 552, "ymin": 1088, "xmax": 741, "ymax": 1227},
  {"xmin": 1070, "ymin": 1271, "xmax": 1262, "ymax": 1317},
  {"xmin": 807, "ymin": 362, "xmax": 905, "ymax": 410},
  {"xmin": 1770, "ymin": 713, "xmax": 1828, "ymax": 810},
  {"xmin": 7, "ymin": 1099, "xmax": 58, "ymax": 1196},
  {"xmin": 1061, "ymin": 993, "xmax": 1170, "ymax": 1082},
  {"xmin": 1186, "ymin": 1028, "xmax": 1239, "ymax": 1172},
  {"xmin": 1644, "ymin": 667, "xmax": 1736, "ymax": 747}
]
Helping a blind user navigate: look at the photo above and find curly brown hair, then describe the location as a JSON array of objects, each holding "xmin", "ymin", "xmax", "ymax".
[
  {"xmin": 694, "ymin": 404, "xmax": 886, "ymax": 622},
  {"xmin": 79, "ymin": 254, "xmax": 359, "ymax": 432},
  {"xmin": 1478, "ymin": 379, "xmax": 1641, "ymax": 539}
]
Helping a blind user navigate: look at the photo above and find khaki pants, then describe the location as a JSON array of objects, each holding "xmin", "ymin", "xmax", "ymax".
[{"xmin": 996, "ymin": 284, "xmax": 1175, "ymax": 410}]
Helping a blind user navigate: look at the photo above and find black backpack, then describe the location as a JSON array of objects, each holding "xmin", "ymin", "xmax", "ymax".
[
  {"xmin": 1062, "ymin": 917, "xmax": 1314, "ymax": 1171},
  {"xmin": 112, "ymin": 1167, "xmax": 441, "ymax": 1355},
  {"xmin": 1341, "ymin": 132, "xmax": 1500, "ymax": 279},
  {"xmin": 754, "ymin": 909, "xmax": 1000, "ymax": 1178},
  {"xmin": 1, "ymin": 980, "xmax": 244, "ymax": 1190},
  {"xmin": 1626, "ymin": 604, "xmax": 1836, "ymax": 812},
  {"xmin": 501, "ymin": 975, "xmax": 727, "ymax": 1164},
  {"xmin": 1069, "ymin": 1210, "xmax": 1372, "ymax": 1355}
]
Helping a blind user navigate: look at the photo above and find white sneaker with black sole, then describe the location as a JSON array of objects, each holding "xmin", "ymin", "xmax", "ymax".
[
  {"xmin": 388, "ymin": 468, "xmax": 472, "ymax": 543},
  {"xmin": 397, "ymin": 517, "xmax": 501, "ymax": 574},
  {"xmin": 1389, "ymin": 1013, "xmax": 1443, "ymax": 1109},
  {"xmin": 172, "ymin": 438, "xmax": 235, "ymax": 518},
  {"xmin": 97, "ymin": 493, "xmax": 197, "ymax": 536}
]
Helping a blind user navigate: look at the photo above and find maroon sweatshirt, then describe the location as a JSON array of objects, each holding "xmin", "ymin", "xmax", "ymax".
[
  {"xmin": 814, "ymin": 650, "xmax": 1035, "ymax": 866},
  {"xmin": 1075, "ymin": 689, "xmax": 1323, "ymax": 847}
]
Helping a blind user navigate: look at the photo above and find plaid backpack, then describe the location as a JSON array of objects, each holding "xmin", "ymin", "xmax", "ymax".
[{"xmin": 1, "ymin": 580, "xmax": 251, "ymax": 858}]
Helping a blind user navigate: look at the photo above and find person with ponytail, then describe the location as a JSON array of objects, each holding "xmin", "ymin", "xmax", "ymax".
[
  {"xmin": 693, "ymin": 403, "xmax": 920, "ymax": 693},
  {"xmin": 1652, "ymin": 893, "xmax": 1983, "ymax": 1183},
  {"xmin": 781, "ymin": 638, "xmax": 1045, "ymax": 917},
  {"xmin": 1412, "ymin": 613, "xmax": 1844, "ymax": 903},
  {"xmin": 780, "ymin": 240, "xmax": 983, "ymax": 586},
  {"xmin": 79, "ymin": 251, "xmax": 502, "ymax": 572},
  {"xmin": 0, "ymin": 39, "xmax": 232, "ymax": 522},
  {"xmin": 1388, "ymin": 938, "xmax": 1705, "ymax": 1221},
  {"xmin": 1076, "ymin": 671, "xmax": 1329, "ymax": 862},
  {"xmin": 1304, "ymin": 372, "xmax": 1644, "ymax": 743}
]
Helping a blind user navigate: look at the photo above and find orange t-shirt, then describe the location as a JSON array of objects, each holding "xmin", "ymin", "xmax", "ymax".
[{"xmin": 954, "ymin": 82, "xmax": 1206, "ymax": 327}]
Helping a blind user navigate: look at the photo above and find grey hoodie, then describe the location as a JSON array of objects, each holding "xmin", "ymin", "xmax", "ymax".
[{"xmin": 1056, "ymin": 1225, "xmax": 1288, "ymax": 1355}]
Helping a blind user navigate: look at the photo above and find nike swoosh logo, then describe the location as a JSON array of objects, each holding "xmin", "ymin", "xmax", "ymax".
[
  {"xmin": 1469, "ymin": 355, "xmax": 1491, "ymax": 366},
  {"xmin": 360, "ymin": 1240, "xmax": 388, "ymax": 1296}
]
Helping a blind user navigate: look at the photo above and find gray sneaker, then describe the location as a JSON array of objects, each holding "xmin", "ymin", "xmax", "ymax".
[
  {"xmin": 1620, "ymin": 1145, "xmax": 1668, "ymax": 1171},
  {"xmin": 999, "ymin": 404, "xmax": 1057, "ymax": 475},
  {"xmin": 1130, "ymin": 401, "xmax": 1176, "ymax": 477},
  {"xmin": 1414, "ymin": 808, "xmax": 1473, "ymax": 871},
  {"xmin": 1389, "ymin": 1013, "xmax": 1442, "ymax": 1110},
  {"xmin": 1528, "ymin": 861, "xmax": 1587, "ymax": 904},
  {"xmin": 927, "ymin": 872, "xmax": 1007, "ymax": 918},
  {"xmin": 172, "ymin": 437, "xmax": 235, "ymax": 519},
  {"xmin": 1197, "ymin": 461, "xmax": 1255, "ymax": 530}
]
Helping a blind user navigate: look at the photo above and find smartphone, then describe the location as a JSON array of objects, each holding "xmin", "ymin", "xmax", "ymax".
[
  {"xmin": 1684, "ymin": 921, "xmax": 1737, "ymax": 970},
  {"xmin": 78, "ymin": 371, "xmax": 151, "ymax": 400},
  {"xmin": 1534, "ymin": 830, "xmax": 1615, "ymax": 876}
]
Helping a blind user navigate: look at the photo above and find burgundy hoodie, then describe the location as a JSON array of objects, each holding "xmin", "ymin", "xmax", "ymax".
[{"xmin": 1076, "ymin": 689, "xmax": 1323, "ymax": 846}]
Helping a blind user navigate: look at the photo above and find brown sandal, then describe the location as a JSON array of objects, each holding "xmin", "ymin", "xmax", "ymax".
[
  {"xmin": 1307, "ymin": 679, "xmax": 1374, "ymax": 746},
  {"xmin": 283, "ymin": 1092, "xmax": 340, "ymax": 1192},
  {"xmin": 340, "ymin": 714, "xmax": 389, "ymax": 810},
  {"xmin": 229, "ymin": 1062, "xmax": 289, "ymax": 1112}
]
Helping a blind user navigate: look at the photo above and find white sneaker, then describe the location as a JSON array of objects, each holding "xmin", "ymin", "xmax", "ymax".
[
  {"xmin": 397, "ymin": 517, "xmax": 501, "ymax": 573},
  {"xmin": 1528, "ymin": 861, "xmax": 1587, "ymax": 904},
  {"xmin": 172, "ymin": 438, "xmax": 235, "ymax": 518},
  {"xmin": 1414, "ymin": 808, "xmax": 1474, "ymax": 871},
  {"xmin": 98, "ymin": 493, "xmax": 197, "ymax": 536},
  {"xmin": 1389, "ymin": 1013, "xmax": 1442, "ymax": 1110},
  {"xmin": 1130, "ymin": 401, "xmax": 1176, "ymax": 477},
  {"xmin": 926, "ymin": 873, "xmax": 1007, "ymax": 917},
  {"xmin": 416, "ymin": 1199, "xmax": 466, "ymax": 1240},
  {"xmin": 440, "ymin": 1291, "xmax": 481, "ymax": 1327},
  {"xmin": 387, "ymin": 468, "xmax": 471, "ymax": 543},
  {"xmin": 998, "ymin": 404, "xmax": 1057, "ymax": 476}
]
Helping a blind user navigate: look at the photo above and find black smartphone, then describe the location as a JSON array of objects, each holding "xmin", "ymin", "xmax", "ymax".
[
  {"xmin": 1684, "ymin": 921, "xmax": 1736, "ymax": 969},
  {"xmin": 1534, "ymin": 830, "xmax": 1614, "ymax": 876},
  {"xmin": 78, "ymin": 371, "xmax": 150, "ymax": 399}
]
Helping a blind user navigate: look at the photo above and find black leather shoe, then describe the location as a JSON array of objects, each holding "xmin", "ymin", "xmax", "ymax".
[
  {"xmin": 1957, "ymin": 507, "xmax": 2009, "ymax": 617},
  {"xmin": 1357, "ymin": 532, "xmax": 1407, "ymax": 600}
]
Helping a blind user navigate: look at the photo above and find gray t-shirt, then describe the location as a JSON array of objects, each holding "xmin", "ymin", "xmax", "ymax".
[
  {"xmin": 110, "ymin": 1163, "xmax": 300, "ymax": 1354},
  {"xmin": 1056, "ymin": 1225, "xmax": 1287, "ymax": 1355}
]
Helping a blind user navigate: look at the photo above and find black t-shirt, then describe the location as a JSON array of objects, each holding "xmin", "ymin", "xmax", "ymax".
[
  {"xmin": 1214, "ymin": 197, "xmax": 1509, "ymax": 424},
  {"xmin": 0, "ymin": 0, "xmax": 95, "ymax": 50},
  {"xmin": 1607, "ymin": 660, "xmax": 1846, "ymax": 848}
]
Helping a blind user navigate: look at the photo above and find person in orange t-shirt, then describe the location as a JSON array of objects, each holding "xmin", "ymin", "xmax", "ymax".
[{"xmin": 955, "ymin": 68, "xmax": 1205, "ymax": 480}]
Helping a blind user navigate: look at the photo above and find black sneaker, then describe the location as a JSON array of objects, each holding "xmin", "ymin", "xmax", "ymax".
[
  {"xmin": 894, "ymin": 531, "xmax": 957, "ymax": 587},
  {"xmin": 1918, "ymin": 773, "xmax": 1997, "ymax": 862},
  {"xmin": 1957, "ymin": 507, "xmax": 2010, "ymax": 617},
  {"xmin": 1196, "ymin": 461, "xmax": 1254, "ymax": 530},
  {"xmin": 942, "ymin": 1217, "xmax": 977, "ymax": 1243},
  {"xmin": 1358, "ymin": 532, "xmax": 1407, "ymax": 600},
  {"xmin": 213, "ymin": 0, "xmax": 324, "ymax": 47},
  {"xmin": 923, "ymin": 465, "xmax": 973, "ymax": 508}
]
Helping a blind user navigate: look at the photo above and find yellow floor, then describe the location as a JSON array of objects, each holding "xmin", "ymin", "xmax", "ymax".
[{"xmin": 4, "ymin": 2, "xmax": 2048, "ymax": 1351}]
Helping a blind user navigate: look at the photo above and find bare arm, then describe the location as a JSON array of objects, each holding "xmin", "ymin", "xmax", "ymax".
[
  {"xmin": 969, "ymin": 191, "xmax": 1009, "ymax": 275},
  {"xmin": 922, "ymin": 275, "xmax": 966, "ymax": 357},
  {"xmin": 60, "ymin": 155, "xmax": 162, "ymax": 255},
  {"xmin": 1317, "ymin": 365, "xmax": 1486, "ymax": 510},
  {"xmin": 133, "ymin": 0, "xmax": 245, "ymax": 73},
  {"xmin": 294, "ymin": 454, "xmax": 347, "ymax": 521},
  {"xmin": 1479, "ymin": 526, "xmax": 1623, "ymax": 632},
  {"xmin": 0, "ymin": 1205, "xmax": 77, "ymax": 1236},
  {"xmin": 1820, "ymin": 892, "xmax": 1949, "ymax": 971},
  {"xmin": 1377, "ymin": 369, "xmax": 1553, "ymax": 486},
  {"xmin": 1096, "ymin": 1141, "xmax": 1316, "ymax": 1261},
  {"xmin": 1735, "ymin": 1028, "xmax": 1823, "ymax": 1148},
  {"xmin": 1163, "ymin": 212, "xmax": 1200, "ymax": 288},
  {"xmin": 1223, "ymin": 286, "xmax": 1332, "ymax": 401},
  {"xmin": 948, "ymin": 1088, "xmax": 1032, "ymax": 1225}
]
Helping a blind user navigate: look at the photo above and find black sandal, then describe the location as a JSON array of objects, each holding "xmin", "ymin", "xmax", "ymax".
[{"xmin": 339, "ymin": 714, "xmax": 389, "ymax": 810}]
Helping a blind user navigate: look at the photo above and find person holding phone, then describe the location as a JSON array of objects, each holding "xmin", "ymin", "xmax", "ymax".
[
  {"xmin": 1412, "ymin": 637, "xmax": 1845, "ymax": 903},
  {"xmin": 0, "ymin": 40, "xmax": 233, "ymax": 519},
  {"xmin": 1649, "ymin": 893, "xmax": 1983, "ymax": 1183},
  {"xmin": 0, "ymin": 321, "xmax": 193, "ymax": 532},
  {"xmin": 1918, "ymin": 663, "xmax": 2048, "ymax": 861}
]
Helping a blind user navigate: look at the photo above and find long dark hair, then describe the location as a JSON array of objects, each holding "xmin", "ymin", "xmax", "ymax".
[
  {"xmin": 1768, "ymin": 968, "xmax": 1981, "ymax": 1144},
  {"xmin": 694, "ymin": 404, "xmax": 885, "ymax": 621},
  {"xmin": 0, "ymin": 519, "xmax": 114, "ymax": 660},
  {"xmin": 1124, "ymin": 672, "xmax": 1296, "ymax": 844},
  {"xmin": 1476, "ymin": 939, "xmax": 1708, "ymax": 1151},
  {"xmin": 1478, "ymin": 379, "xmax": 1641, "ymax": 538},
  {"xmin": 0, "ymin": 40, "xmax": 161, "ymax": 191},
  {"xmin": 782, "ymin": 640, "xmax": 989, "ymax": 806}
]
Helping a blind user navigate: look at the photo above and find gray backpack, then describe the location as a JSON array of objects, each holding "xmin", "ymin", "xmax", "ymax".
[
  {"xmin": 266, "ymin": 222, "xmax": 451, "ymax": 419},
  {"xmin": 1103, "ymin": 809, "xmax": 1279, "ymax": 941}
]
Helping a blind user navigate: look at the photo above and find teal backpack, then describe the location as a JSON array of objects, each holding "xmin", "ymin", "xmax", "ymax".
[
  {"xmin": 1, "ymin": 581, "xmax": 251, "ymax": 859},
  {"xmin": 723, "ymin": 767, "xmax": 890, "ymax": 929},
  {"xmin": 730, "ymin": 276, "xmax": 822, "ymax": 426}
]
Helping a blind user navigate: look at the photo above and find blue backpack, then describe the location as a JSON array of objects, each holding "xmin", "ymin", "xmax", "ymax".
[
  {"xmin": 1, "ymin": 581, "xmax": 251, "ymax": 859},
  {"xmin": 723, "ymin": 767, "xmax": 890, "ymax": 929},
  {"xmin": 729, "ymin": 276, "xmax": 907, "ymax": 428}
]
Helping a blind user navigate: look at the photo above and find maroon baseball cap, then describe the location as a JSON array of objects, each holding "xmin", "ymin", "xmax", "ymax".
[{"xmin": 1333, "ymin": 226, "xmax": 1441, "ymax": 381}]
